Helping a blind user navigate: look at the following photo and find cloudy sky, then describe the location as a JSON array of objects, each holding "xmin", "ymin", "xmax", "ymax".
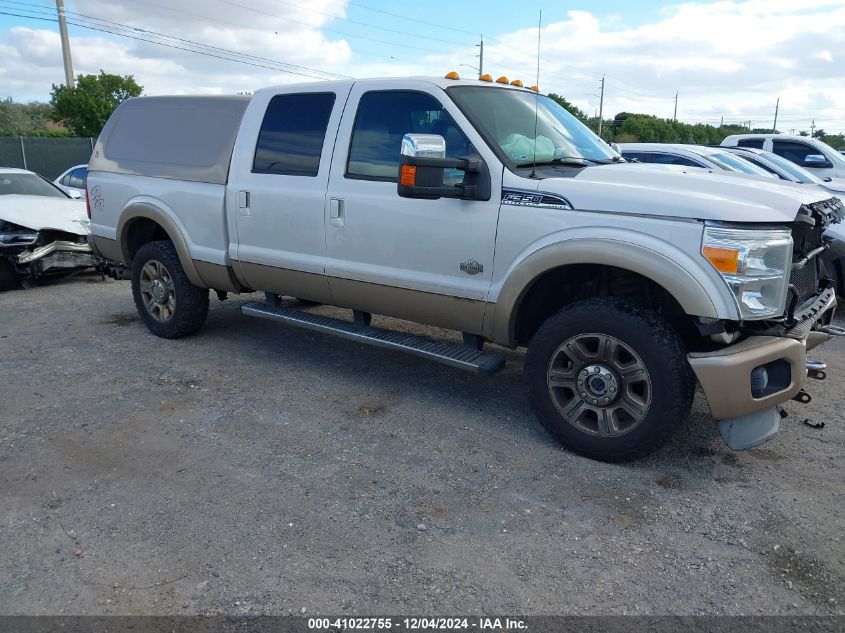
[{"xmin": 0, "ymin": 0, "xmax": 843, "ymax": 132}]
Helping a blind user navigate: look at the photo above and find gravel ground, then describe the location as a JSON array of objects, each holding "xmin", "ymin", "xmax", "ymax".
[{"xmin": 0, "ymin": 275, "xmax": 843, "ymax": 616}]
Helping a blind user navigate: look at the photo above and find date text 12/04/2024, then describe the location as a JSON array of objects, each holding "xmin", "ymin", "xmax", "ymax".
[{"xmin": 307, "ymin": 617, "xmax": 528, "ymax": 630}]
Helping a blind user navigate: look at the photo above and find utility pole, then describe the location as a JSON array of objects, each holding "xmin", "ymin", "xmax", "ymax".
[
  {"xmin": 477, "ymin": 36, "xmax": 484, "ymax": 79},
  {"xmin": 597, "ymin": 75, "xmax": 605, "ymax": 137},
  {"xmin": 772, "ymin": 97, "xmax": 779, "ymax": 133},
  {"xmin": 720, "ymin": 116, "xmax": 724, "ymax": 127},
  {"xmin": 55, "ymin": 0, "xmax": 74, "ymax": 88},
  {"xmin": 810, "ymin": 119, "xmax": 816, "ymax": 137},
  {"xmin": 673, "ymin": 92, "xmax": 678, "ymax": 121}
]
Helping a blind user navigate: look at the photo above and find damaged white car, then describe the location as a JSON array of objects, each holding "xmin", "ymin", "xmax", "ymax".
[{"xmin": 0, "ymin": 167, "xmax": 98, "ymax": 291}]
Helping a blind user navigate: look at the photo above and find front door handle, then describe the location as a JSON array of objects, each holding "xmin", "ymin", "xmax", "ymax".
[{"xmin": 329, "ymin": 198, "xmax": 344, "ymax": 227}]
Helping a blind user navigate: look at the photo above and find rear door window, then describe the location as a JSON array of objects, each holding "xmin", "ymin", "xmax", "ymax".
[
  {"xmin": 737, "ymin": 138, "xmax": 765, "ymax": 149},
  {"xmin": 253, "ymin": 92, "xmax": 336, "ymax": 176}
]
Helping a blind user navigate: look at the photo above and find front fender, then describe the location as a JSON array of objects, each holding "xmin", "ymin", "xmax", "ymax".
[
  {"xmin": 116, "ymin": 199, "xmax": 204, "ymax": 287},
  {"xmin": 484, "ymin": 230, "xmax": 740, "ymax": 346}
]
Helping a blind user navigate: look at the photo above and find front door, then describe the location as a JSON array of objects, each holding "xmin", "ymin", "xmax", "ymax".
[{"xmin": 324, "ymin": 82, "xmax": 502, "ymax": 334}]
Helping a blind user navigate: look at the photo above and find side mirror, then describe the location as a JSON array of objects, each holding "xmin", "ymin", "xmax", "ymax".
[
  {"xmin": 803, "ymin": 154, "xmax": 828, "ymax": 168},
  {"xmin": 397, "ymin": 133, "xmax": 487, "ymax": 200},
  {"xmin": 67, "ymin": 189, "xmax": 82, "ymax": 199}
]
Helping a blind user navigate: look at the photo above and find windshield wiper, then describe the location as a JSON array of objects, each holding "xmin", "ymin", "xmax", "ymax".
[{"xmin": 515, "ymin": 156, "xmax": 592, "ymax": 167}]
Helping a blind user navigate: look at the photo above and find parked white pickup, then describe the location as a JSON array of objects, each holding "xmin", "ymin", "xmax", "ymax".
[{"xmin": 87, "ymin": 75, "xmax": 843, "ymax": 461}]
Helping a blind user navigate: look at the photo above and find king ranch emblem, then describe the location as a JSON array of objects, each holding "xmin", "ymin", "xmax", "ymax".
[{"xmin": 460, "ymin": 259, "xmax": 483, "ymax": 275}]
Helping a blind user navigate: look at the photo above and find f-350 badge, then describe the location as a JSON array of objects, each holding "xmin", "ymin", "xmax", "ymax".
[{"xmin": 460, "ymin": 259, "xmax": 483, "ymax": 275}]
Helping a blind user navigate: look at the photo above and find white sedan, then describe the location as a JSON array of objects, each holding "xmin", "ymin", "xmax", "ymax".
[{"xmin": 0, "ymin": 168, "xmax": 96, "ymax": 290}]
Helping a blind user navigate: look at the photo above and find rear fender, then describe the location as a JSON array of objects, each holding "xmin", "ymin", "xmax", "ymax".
[{"xmin": 116, "ymin": 200, "xmax": 204, "ymax": 287}]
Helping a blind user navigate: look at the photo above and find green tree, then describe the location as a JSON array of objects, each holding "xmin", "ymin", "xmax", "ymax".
[
  {"xmin": 0, "ymin": 98, "xmax": 63, "ymax": 136},
  {"xmin": 50, "ymin": 71, "xmax": 142, "ymax": 137}
]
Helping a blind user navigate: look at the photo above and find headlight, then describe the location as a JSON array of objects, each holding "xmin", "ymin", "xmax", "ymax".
[{"xmin": 702, "ymin": 226, "xmax": 792, "ymax": 320}]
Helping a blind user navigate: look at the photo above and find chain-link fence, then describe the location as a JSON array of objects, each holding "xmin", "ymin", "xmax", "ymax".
[{"xmin": 0, "ymin": 137, "xmax": 95, "ymax": 180}]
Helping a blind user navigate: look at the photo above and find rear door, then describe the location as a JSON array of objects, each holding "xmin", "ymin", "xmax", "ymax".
[
  {"xmin": 228, "ymin": 86, "xmax": 350, "ymax": 300},
  {"xmin": 323, "ymin": 81, "xmax": 502, "ymax": 333}
]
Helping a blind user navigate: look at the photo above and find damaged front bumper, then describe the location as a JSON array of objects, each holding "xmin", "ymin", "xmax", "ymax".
[
  {"xmin": 688, "ymin": 286, "xmax": 839, "ymax": 450},
  {"xmin": 1, "ymin": 225, "xmax": 98, "ymax": 283}
]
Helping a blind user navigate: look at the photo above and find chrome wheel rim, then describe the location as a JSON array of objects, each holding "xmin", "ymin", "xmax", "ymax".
[
  {"xmin": 139, "ymin": 259, "xmax": 175, "ymax": 322},
  {"xmin": 546, "ymin": 333, "xmax": 652, "ymax": 437}
]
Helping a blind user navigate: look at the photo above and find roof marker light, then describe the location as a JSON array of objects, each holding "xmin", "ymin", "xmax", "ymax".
[
  {"xmin": 530, "ymin": 85, "xmax": 539, "ymax": 92},
  {"xmin": 496, "ymin": 76, "xmax": 509, "ymax": 84},
  {"xmin": 479, "ymin": 73, "xmax": 492, "ymax": 82},
  {"xmin": 510, "ymin": 79, "xmax": 523, "ymax": 87},
  {"xmin": 445, "ymin": 71, "xmax": 460, "ymax": 80}
]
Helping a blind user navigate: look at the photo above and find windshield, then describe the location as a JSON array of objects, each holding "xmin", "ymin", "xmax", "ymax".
[
  {"xmin": 0, "ymin": 173, "xmax": 69, "ymax": 198},
  {"xmin": 447, "ymin": 86, "xmax": 618, "ymax": 168},
  {"xmin": 758, "ymin": 151, "xmax": 821, "ymax": 184},
  {"xmin": 704, "ymin": 151, "xmax": 776, "ymax": 177}
]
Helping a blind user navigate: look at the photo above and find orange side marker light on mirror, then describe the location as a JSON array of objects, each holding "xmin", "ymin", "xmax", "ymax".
[{"xmin": 400, "ymin": 164, "xmax": 417, "ymax": 187}]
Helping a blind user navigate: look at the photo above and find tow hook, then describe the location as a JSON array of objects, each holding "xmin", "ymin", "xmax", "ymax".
[
  {"xmin": 819, "ymin": 324, "xmax": 845, "ymax": 336},
  {"xmin": 806, "ymin": 358, "xmax": 827, "ymax": 381},
  {"xmin": 792, "ymin": 389, "xmax": 812, "ymax": 404}
]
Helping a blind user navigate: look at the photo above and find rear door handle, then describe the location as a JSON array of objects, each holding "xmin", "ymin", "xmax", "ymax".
[
  {"xmin": 329, "ymin": 197, "xmax": 344, "ymax": 227},
  {"xmin": 238, "ymin": 190, "xmax": 250, "ymax": 216}
]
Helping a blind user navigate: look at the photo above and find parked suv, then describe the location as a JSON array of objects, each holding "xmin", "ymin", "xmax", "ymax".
[
  {"xmin": 87, "ymin": 76, "xmax": 843, "ymax": 461},
  {"xmin": 722, "ymin": 134, "xmax": 845, "ymax": 180}
]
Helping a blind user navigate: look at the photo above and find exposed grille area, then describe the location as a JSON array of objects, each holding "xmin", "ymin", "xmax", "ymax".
[
  {"xmin": 787, "ymin": 197, "xmax": 841, "ymax": 311},
  {"xmin": 790, "ymin": 260, "xmax": 820, "ymax": 306}
]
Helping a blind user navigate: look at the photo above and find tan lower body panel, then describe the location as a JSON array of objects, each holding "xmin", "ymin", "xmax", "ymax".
[
  {"xmin": 688, "ymin": 336, "xmax": 805, "ymax": 420},
  {"xmin": 327, "ymin": 277, "xmax": 486, "ymax": 335},
  {"xmin": 193, "ymin": 260, "xmax": 242, "ymax": 293},
  {"xmin": 238, "ymin": 262, "xmax": 485, "ymax": 333},
  {"xmin": 237, "ymin": 261, "xmax": 334, "ymax": 304}
]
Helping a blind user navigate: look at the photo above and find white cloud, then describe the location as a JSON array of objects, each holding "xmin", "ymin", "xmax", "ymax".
[
  {"xmin": 0, "ymin": 0, "xmax": 843, "ymax": 132},
  {"xmin": 481, "ymin": 0, "xmax": 845, "ymax": 131}
]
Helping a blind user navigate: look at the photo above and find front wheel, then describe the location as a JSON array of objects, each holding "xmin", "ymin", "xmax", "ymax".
[
  {"xmin": 525, "ymin": 297, "xmax": 694, "ymax": 462},
  {"xmin": 131, "ymin": 240, "xmax": 209, "ymax": 338}
]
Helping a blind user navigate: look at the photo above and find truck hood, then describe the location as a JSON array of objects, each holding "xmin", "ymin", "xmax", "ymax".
[
  {"xmin": 535, "ymin": 163, "xmax": 832, "ymax": 223},
  {"xmin": 0, "ymin": 195, "xmax": 90, "ymax": 235}
]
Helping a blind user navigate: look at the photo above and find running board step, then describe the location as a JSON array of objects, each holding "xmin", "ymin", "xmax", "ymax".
[{"xmin": 241, "ymin": 301, "xmax": 506, "ymax": 375}]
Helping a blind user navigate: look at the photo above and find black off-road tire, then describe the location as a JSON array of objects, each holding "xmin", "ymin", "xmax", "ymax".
[
  {"xmin": 0, "ymin": 258, "xmax": 19, "ymax": 291},
  {"xmin": 525, "ymin": 297, "xmax": 695, "ymax": 462},
  {"xmin": 131, "ymin": 240, "xmax": 209, "ymax": 338}
]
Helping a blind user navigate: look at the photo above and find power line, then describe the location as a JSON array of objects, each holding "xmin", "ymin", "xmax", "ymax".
[
  {"xmin": 269, "ymin": 0, "xmax": 472, "ymax": 47},
  {"xmin": 217, "ymin": 0, "xmax": 452, "ymax": 56},
  {"xmin": 344, "ymin": 0, "xmax": 480, "ymax": 36},
  {"xmin": 0, "ymin": 7, "xmax": 351, "ymax": 80},
  {"xmin": 1, "ymin": 0, "xmax": 353, "ymax": 78}
]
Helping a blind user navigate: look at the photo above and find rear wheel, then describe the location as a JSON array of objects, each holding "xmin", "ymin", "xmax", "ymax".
[
  {"xmin": 131, "ymin": 240, "xmax": 209, "ymax": 338},
  {"xmin": 526, "ymin": 297, "xmax": 694, "ymax": 462}
]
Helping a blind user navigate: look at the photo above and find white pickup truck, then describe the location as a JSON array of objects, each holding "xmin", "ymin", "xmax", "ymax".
[{"xmin": 87, "ymin": 75, "xmax": 843, "ymax": 461}]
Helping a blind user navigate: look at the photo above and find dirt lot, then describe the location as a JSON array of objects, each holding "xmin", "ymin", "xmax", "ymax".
[{"xmin": 1, "ymin": 275, "xmax": 843, "ymax": 616}]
